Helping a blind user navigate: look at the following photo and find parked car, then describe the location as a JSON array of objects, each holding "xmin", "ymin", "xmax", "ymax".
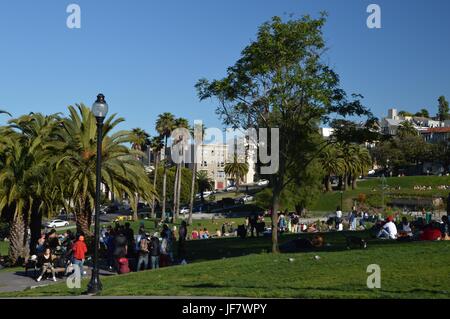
[
  {"xmin": 235, "ymin": 195, "xmax": 254, "ymax": 204},
  {"xmin": 195, "ymin": 191, "xmax": 212, "ymax": 199},
  {"xmin": 257, "ymin": 179, "xmax": 269, "ymax": 186},
  {"xmin": 44, "ymin": 219, "xmax": 69, "ymax": 228},
  {"xmin": 180, "ymin": 207, "xmax": 190, "ymax": 215},
  {"xmin": 226, "ymin": 186, "xmax": 237, "ymax": 192}
]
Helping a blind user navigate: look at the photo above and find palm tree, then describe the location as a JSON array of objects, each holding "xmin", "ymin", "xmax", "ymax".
[
  {"xmin": 150, "ymin": 136, "xmax": 164, "ymax": 218},
  {"xmin": 188, "ymin": 123, "xmax": 206, "ymax": 225},
  {"xmin": 0, "ymin": 113, "xmax": 60, "ymax": 264},
  {"xmin": 155, "ymin": 113, "xmax": 176, "ymax": 220},
  {"xmin": 56, "ymin": 104, "xmax": 156, "ymax": 235},
  {"xmin": 397, "ymin": 121, "xmax": 418, "ymax": 137},
  {"xmin": 196, "ymin": 171, "xmax": 214, "ymax": 204},
  {"xmin": 172, "ymin": 118, "xmax": 189, "ymax": 221},
  {"xmin": 319, "ymin": 145, "xmax": 344, "ymax": 192},
  {"xmin": 349, "ymin": 146, "xmax": 372, "ymax": 189},
  {"xmin": 130, "ymin": 128, "xmax": 150, "ymax": 220},
  {"xmin": 224, "ymin": 155, "xmax": 249, "ymax": 192}
]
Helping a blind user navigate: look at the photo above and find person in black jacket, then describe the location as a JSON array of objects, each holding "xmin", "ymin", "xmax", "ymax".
[
  {"xmin": 150, "ymin": 233, "xmax": 160, "ymax": 269},
  {"xmin": 178, "ymin": 221, "xmax": 188, "ymax": 264},
  {"xmin": 36, "ymin": 248, "xmax": 57, "ymax": 282}
]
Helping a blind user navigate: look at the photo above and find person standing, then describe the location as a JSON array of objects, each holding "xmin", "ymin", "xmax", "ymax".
[
  {"xmin": 136, "ymin": 233, "xmax": 150, "ymax": 271},
  {"xmin": 71, "ymin": 235, "xmax": 88, "ymax": 277},
  {"xmin": 150, "ymin": 232, "xmax": 160, "ymax": 269},
  {"xmin": 178, "ymin": 221, "xmax": 187, "ymax": 264},
  {"xmin": 335, "ymin": 206, "xmax": 343, "ymax": 231}
]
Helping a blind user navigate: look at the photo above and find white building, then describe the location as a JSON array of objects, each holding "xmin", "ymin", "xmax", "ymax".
[{"xmin": 196, "ymin": 143, "xmax": 228, "ymax": 190}]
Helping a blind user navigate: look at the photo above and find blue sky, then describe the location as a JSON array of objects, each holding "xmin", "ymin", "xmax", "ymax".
[{"xmin": 0, "ymin": 0, "xmax": 449, "ymax": 136}]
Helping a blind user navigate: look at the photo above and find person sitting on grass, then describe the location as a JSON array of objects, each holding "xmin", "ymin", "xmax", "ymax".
[
  {"xmin": 398, "ymin": 217, "xmax": 413, "ymax": 238},
  {"xmin": 191, "ymin": 228, "xmax": 199, "ymax": 240},
  {"xmin": 36, "ymin": 248, "xmax": 57, "ymax": 282},
  {"xmin": 377, "ymin": 216, "xmax": 398, "ymax": 240},
  {"xmin": 419, "ymin": 222, "xmax": 442, "ymax": 241},
  {"xmin": 202, "ymin": 228, "xmax": 210, "ymax": 239}
]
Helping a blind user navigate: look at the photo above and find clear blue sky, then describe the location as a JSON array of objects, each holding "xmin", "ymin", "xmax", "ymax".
[{"xmin": 0, "ymin": 0, "xmax": 449, "ymax": 135}]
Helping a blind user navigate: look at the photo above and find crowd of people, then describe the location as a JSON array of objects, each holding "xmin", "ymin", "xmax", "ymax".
[{"xmin": 375, "ymin": 214, "xmax": 450, "ymax": 241}]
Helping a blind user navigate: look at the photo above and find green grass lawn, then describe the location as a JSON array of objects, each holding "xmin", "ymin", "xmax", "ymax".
[
  {"xmin": 2, "ymin": 233, "xmax": 449, "ymax": 298},
  {"xmin": 310, "ymin": 176, "xmax": 450, "ymax": 212},
  {"xmin": 0, "ymin": 241, "xmax": 8, "ymax": 256}
]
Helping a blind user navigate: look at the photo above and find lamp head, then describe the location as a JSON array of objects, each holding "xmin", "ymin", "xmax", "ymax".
[{"xmin": 92, "ymin": 94, "xmax": 108, "ymax": 119}]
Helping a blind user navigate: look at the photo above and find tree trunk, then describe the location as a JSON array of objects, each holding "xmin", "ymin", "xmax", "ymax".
[
  {"xmin": 162, "ymin": 136, "xmax": 168, "ymax": 220},
  {"xmin": 176, "ymin": 162, "xmax": 182, "ymax": 220},
  {"xmin": 324, "ymin": 175, "xmax": 331, "ymax": 192},
  {"xmin": 352, "ymin": 177, "xmax": 357, "ymax": 190},
  {"xmin": 133, "ymin": 193, "xmax": 139, "ymax": 221},
  {"xmin": 172, "ymin": 164, "xmax": 179, "ymax": 221},
  {"xmin": 151, "ymin": 154, "xmax": 159, "ymax": 219},
  {"xmin": 9, "ymin": 212, "xmax": 29, "ymax": 265},
  {"xmin": 271, "ymin": 183, "xmax": 281, "ymax": 254},
  {"xmin": 188, "ymin": 163, "xmax": 197, "ymax": 225},
  {"xmin": 343, "ymin": 173, "xmax": 348, "ymax": 191},
  {"xmin": 29, "ymin": 201, "xmax": 43, "ymax": 255}
]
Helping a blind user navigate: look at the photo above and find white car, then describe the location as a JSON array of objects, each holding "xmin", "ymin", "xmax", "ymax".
[
  {"xmin": 180, "ymin": 207, "xmax": 190, "ymax": 215},
  {"xmin": 45, "ymin": 219, "xmax": 69, "ymax": 228},
  {"xmin": 257, "ymin": 179, "xmax": 269, "ymax": 186},
  {"xmin": 226, "ymin": 186, "xmax": 237, "ymax": 192}
]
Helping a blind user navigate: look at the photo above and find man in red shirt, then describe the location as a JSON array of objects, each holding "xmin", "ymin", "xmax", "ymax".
[
  {"xmin": 420, "ymin": 223, "xmax": 442, "ymax": 241},
  {"xmin": 72, "ymin": 235, "xmax": 88, "ymax": 277}
]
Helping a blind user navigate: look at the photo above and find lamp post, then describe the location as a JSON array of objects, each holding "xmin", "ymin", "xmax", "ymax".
[
  {"xmin": 87, "ymin": 94, "xmax": 108, "ymax": 294},
  {"xmin": 340, "ymin": 191, "xmax": 343, "ymax": 211}
]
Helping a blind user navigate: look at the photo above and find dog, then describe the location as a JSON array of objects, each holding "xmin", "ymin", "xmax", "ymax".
[{"xmin": 345, "ymin": 236, "xmax": 367, "ymax": 249}]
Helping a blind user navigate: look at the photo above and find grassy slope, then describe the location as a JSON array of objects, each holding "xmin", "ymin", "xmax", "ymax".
[
  {"xmin": 310, "ymin": 176, "xmax": 450, "ymax": 212},
  {"xmin": 3, "ymin": 231, "xmax": 450, "ymax": 298}
]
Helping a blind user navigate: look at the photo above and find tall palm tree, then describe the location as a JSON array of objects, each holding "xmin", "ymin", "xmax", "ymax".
[
  {"xmin": 150, "ymin": 136, "xmax": 164, "ymax": 218},
  {"xmin": 56, "ymin": 104, "xmax": 156, "ymax": 235},
  {"xmin": 188, "ymin": 123, "xmax": 206, "ymax": 225},
  {"xmin": 224, "ymin": 155, "xmax": 249, "ymax": 192},
  {"xmin": 349, "ymin": 146, "xmax": 372, "ymax": 190},
  {"xmin": 172, "ymin": 118, "xmax": 189, "ymax": 221},
  {"xmin": 196, "ymin": 171, "xmax": 214, "ymax": 204},
  {"xmin": 130, "ymin": 128, "xmax": 150, "ymax": 220},
  {"xmin": 155, "ymin": 113, "xmax": 176, "ymax": 220},
  {"xmin": 0, "ymin": 113, "xmax": 60, "ymax": 264}
]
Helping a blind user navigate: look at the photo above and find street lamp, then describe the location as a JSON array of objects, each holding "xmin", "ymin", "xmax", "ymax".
[
  {"xmin": 340, "ymin": 191, "xmax": 343, "ymax": 211},
  {"xmin": 87, "ymin": 94, "xmax": 108, "ymax": 294}
]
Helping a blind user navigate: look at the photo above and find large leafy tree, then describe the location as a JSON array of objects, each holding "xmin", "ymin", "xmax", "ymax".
[
  {"xmin": 196, "ymin": 15, "xmax": 374, "ymax": 252},
  {"xmin": 56, "ymin": 104, "xmax": 156, "ymax": 235},
  {"xmin": 155, "ymin": 112, "xmax": 176, "ymax": 219}
]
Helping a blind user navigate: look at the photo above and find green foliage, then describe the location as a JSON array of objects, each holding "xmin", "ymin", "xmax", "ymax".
[
  {"xmin": 154, "ymin": 165, "xmax": 194, "ymax": 206},
  {"xmin": 438, "ymin": 96, "xmax": 449, "ymax": 121}
]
